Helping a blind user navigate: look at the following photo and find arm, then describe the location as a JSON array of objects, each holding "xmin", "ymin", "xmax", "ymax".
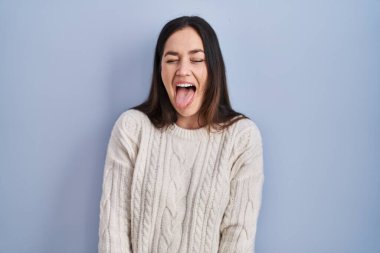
[
  {"xmin": 98, "ymin": 111, "xmax": 140, "ymax": 253},
  {"xmin": 219, "ymin": 122, "xmax": 264, "ymax": 253}
]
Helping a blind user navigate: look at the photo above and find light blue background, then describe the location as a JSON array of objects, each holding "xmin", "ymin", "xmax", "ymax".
[{"xmin": 1, "ymin": 0, "xmax": 379, "ymax": 252}]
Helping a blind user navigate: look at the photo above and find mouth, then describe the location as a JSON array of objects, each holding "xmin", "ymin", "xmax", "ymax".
[
  {"xmin": 174, "ymin": 82, "xmax": 197, "ymax": 109},
  {"xmin": 175, "ymin": 83, "xmax": 197, "ymax": 92}
]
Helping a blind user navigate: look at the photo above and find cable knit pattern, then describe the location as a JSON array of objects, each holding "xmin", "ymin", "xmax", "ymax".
[{"xmin": 98, "ymin": 109, "xmax": 264, "ymax": 253}]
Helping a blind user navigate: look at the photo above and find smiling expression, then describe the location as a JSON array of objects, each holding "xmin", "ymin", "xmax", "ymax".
[{"xmin": 161, "ymin": 27, "xmax": 208, "ymax": 128}]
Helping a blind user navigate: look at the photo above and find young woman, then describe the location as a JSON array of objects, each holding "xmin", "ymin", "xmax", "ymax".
[{"xmin": 98, "ymin": 16, "xmax": 264, "ymax": 253}]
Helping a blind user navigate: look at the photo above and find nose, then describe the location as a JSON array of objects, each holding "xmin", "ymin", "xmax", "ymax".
[{"xmin": 176, "ymin": 60, "xmax": 191, "ymax": 76}]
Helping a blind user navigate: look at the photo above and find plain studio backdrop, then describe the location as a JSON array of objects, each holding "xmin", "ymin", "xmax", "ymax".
[{"xmin": 0, "ymin": 0, "xmax": 379, "ymax": 252}]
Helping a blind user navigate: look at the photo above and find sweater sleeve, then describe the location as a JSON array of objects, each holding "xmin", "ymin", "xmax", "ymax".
[
  {"xmin": 98, "ymin": 111, "xmax": 140, "ymax": 253},
  {"xmin": 218, "ymin": 121, "xmax": 264, "ymax": 253}
]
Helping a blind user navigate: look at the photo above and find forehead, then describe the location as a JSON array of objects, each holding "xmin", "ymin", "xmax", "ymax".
[{"xmin": 163, "ymin": 27, "xmax": 204, "ymax": 52}]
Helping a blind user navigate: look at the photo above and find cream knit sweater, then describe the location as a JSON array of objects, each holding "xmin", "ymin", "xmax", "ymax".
[{"xmin": 98, "ymin": 109, "xmax": 264, "ymax": 253}]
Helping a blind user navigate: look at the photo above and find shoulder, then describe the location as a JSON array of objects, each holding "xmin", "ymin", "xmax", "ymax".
[
  {"xmin": 227, "ymin": 117, "xmax": 263, "ymax": 155},
  {"xmin": 111, "ymin": 109, "xmax": 152, "ymax": 143},
  {"xmin": 116, "ymin": 109, "xmax": 151, "ymax": 128},
  {"xmin": 228, "ymin": 117, "xmax": 262, "ymax": 142}
]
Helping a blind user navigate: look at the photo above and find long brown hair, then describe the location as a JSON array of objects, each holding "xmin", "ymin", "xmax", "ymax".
[{"xmin": 133, "ymin": 16, "xmax": 247, "ymax": 131}]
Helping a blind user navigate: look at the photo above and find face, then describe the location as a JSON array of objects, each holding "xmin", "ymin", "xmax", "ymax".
[{"xmin": 161, "ymin": 27, "xmax": 208, "ymax": 128}]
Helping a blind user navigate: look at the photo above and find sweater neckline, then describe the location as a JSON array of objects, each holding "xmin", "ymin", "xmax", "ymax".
[{"xmin": 168, "ymin": 123, "xmax": 209, "ymax": 140}]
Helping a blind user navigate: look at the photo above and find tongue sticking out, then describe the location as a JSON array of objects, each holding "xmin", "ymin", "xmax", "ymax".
[{"xmin": 175, "ymin": 87, "xmax": 195, "ymax": 109}]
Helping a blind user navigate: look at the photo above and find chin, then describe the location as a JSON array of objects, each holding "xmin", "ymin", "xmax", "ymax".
[
  {"xmin": 176, "ymin": 109, "xmax": 197, "ymax": 118},
  {"xmin": 174, "ymin": 106, "xmax": 200, "ymax": 118}
]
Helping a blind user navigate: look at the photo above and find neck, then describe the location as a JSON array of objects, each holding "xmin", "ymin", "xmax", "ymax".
[{"xmin": 176, "ymin": 114, "xmax": 204, "ymax": 129}]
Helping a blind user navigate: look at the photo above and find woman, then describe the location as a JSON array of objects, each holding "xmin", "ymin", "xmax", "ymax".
[{"xmin": 98, "ymin": 16, "xmax": 264, "ymax": 253}]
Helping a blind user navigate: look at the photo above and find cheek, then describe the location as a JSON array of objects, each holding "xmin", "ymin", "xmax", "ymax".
[
  {"xmin": 160, "ymin": 63, "xmax": 165, "ymax": 81},
  {"xmin": 197, "ymin": 66, "xmax": 208, "ymax": 92},
  {"xmin": 161, "ymin": 65, "xmax": 171, "ymax": 84},
  {"xmin": 161, "ymin": 68, "xmax": 172, "ymax": 94},
  {"xmin": 161, "ymin": 69, "xmax": 168, "ymax": 86}
]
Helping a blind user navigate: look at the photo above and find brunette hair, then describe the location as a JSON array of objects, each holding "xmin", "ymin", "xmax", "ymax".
[{"xmin": 133, "ymin": 16, "xmax": 247, "ymax": 130}]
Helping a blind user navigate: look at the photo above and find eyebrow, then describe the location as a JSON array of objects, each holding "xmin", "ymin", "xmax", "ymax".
[{"xmin": 164, "ymin": 49, "xmax": 204, "ymax": 57}]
